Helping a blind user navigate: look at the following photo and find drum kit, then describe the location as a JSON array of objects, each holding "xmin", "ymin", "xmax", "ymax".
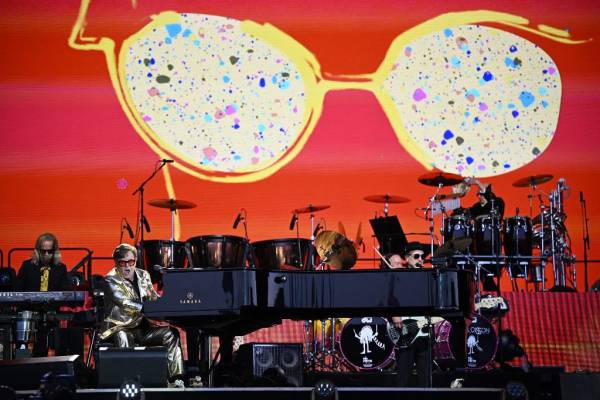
[{"xmin": 420, "ymin": 171, "xmax": 576, "ymax": 292}]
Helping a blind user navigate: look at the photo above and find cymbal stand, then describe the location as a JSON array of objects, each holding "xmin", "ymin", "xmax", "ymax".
[
  {"xmin": 303, "ymin": 320, "xmax": 316, "ymax": 369},
  {"xmin": 383, "ymin": 196, "xmax": 390, "ymax": 217},
  {"xmin": 527, "ymin": 183, "xmax": 537, "ymax": 218},
  {"xmin": 169, "ymin": 206, "xmax": 176, "ymax": 268},
  {"xmin": 427, "ymin": 184, "xmax": 445, "ymax": 256}
]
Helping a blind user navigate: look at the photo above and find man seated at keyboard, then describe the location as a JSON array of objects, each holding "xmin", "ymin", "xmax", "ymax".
[
  {"xmin": 14, "ymin": 232, "xmax": 72, "ymax": 356},
  {"xmin": 99, "ymin": 243, "xmax": 185, "ymax": 388},
  {"xmin": 15, "ymin": 232, "xmax": 71, "ymax": 292}
]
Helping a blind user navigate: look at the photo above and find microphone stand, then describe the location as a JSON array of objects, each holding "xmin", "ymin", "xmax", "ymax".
[
  {"xmin": 132, "ymin": 160, "xmax": 170, "ymax": 269},
  {"xmin": 581, "ymin": 192, "xmax": 591, "ymax": 291},
  {"xmin": 242, "ymin": 210, "xmax": 255, "ymax": 268}
]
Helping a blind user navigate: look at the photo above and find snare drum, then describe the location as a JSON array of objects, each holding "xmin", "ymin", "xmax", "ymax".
[
  {"xmin": 252, "ymin": 238, "xmax": 316, "ymax": 270},
  {"xmin": 186, "ymin": 235, "xmax": 249, "ymax": 268},
  {"xmin": 338, "ymin": 317, "xmax": 394, "ymax": 370},
  {"xmin": 443, "ymin": 215, "xmax": 472, "ymax": 242},
  {"xmin": 466, "ymin": 314, "xmax": 498, "ymax": 369}
]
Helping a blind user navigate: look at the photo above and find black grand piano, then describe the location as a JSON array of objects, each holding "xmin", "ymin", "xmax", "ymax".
[
  {"xmin": 144, "ymin": 268, "xmax": 474, "ymax": 335},
  {"xmin": 144, "ymin": 267, "xmax": 473, "ymax": 383}
]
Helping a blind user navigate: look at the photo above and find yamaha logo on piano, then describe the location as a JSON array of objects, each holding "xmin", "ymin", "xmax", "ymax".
[{"xmin": 180, "ymin": 291, "xmax": 202, "ymax": 304}]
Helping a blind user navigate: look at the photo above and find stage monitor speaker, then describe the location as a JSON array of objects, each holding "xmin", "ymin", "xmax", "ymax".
[
  {"xmin": 560, "ymin": 372, "xmax": 600, "ymax": 400},
  {"xmin": 236, "ymin": 343, "xmax": 303, "ymax": 387},
  {"xmin": 0, "ymin": 355, "xmax": 79, "ymax": 390},
  {"xmin": 96, "ymin": 346, "xmax": 167, "ymax": 388}
]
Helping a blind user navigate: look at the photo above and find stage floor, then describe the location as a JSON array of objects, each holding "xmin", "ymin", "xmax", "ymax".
[{"xmin": 15, "ymin": 387, "xmax": 505, "ymax": 400}]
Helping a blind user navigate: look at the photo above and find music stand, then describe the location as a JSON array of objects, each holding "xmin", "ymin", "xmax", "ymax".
[{"xmin": 369, "ymin": 215, "xmax": 408, "ymax": 256}]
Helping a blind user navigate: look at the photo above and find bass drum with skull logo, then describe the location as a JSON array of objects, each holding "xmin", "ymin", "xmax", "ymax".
[{"xmin": 338, "ymin": 316, "xmax": 394, "ymax": 370}]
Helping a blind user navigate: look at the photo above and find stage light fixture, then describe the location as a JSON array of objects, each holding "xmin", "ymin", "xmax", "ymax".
[
  {"xmin": 505, "ymin": 380, "xmax": 529, "ymax": 400},
  {"xmin": 312, "ymin": 379, "xmax": 337, "ymax": 400},
  {"xmin": 118, "ymin": 379, "xmax": 143, "ymax": 400}
]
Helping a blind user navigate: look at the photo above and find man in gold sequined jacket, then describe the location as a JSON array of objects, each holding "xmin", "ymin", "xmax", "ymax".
[{"xmin": 100, "ymin": 243, "xmax": 184, "ymax": 385}]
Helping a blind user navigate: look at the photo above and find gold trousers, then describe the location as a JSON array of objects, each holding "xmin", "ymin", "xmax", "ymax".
[{"xmin": 113, "ymin": 319, "xmax": 184, "ymax": 380}]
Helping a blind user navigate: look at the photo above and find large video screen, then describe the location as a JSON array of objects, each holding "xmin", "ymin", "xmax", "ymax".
[{"xmin": 1, "ymin": 0, "xmax": 599, "ymax": 290}]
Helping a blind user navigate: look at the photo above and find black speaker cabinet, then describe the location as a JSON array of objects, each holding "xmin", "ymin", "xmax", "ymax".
[
  {"xmin": 0, "ymin": 355, "xmax": 80, "ymax": 389},
  {"xmin": 96, "ymin": 346, "xmax": 167, "ymax": 388},
  {"xmin": 236, "ymin": 343, "xmax": 303, "ymax": 387}
]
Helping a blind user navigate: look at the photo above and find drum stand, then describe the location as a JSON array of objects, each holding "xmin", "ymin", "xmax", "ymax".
[{"xmin": 303, "ymin": 318, "xmax": 344, "ymax": 371}]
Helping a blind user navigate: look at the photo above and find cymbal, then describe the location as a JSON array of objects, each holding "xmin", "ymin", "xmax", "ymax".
[
  {"xmin": 364, "ymin": 194, "xmax": 410, "ymax": 204},
  {"xmin": 418, "ymin": 171, "xmax": 464, "ymax": 187},
  {"xmin": 293, "ymin": 204, "xmax": 330, "ymax": 214},
  {"xmin": 432, "ymin": 238, "xmax": 472, "ymax": 258},
  {"xmin": 147, "ymin": 198, "xmax": 197, "ymax": 210},
  {"xmin": 512, "ymin": 174, "xmax": 553, "ymax": 188},
  {"xmin": 315, "ymin": 230, "xmax": 357, "ymax": 270}
]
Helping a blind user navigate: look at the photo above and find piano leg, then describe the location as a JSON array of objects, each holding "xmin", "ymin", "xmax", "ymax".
[
  {"xmin": 212, "ymin": 335, "xmax": 234, "ymax": 387},
  {"xmin": 185, "ymin": 328, "xmax": 213, "ymax": 386}
]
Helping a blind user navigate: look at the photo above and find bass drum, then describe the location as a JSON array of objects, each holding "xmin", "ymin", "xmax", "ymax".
[
  {"xmin": 338, "ymin": 317, "xmax": 394, "ymax": 370},
  {"xmin": 252, "ymin": 238, "xmax": 316, "ymax": 270},
  {"xmin": 466, "ymin": 314, "xmax": 498, "ymax": 369},
  {"xmin": 186, "ymin": 235, "xmax": 249, "ymax": 268}
]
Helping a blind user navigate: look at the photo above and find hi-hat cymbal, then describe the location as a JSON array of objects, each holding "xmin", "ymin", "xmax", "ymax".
[
  {"xmin": 418, "ymin": 171, "xmax": 464, "ymax": 187},
  {"xmin": 433, "ymin": 238, "xmax": 472, "ymax": 258},
  {"xmin": 315, "ymin": 230, "xmax": 357, "ymax": 270},
  {"xmin": 293, "ymin": 204, "xmax": 330, "ymax": 214},
  {"xmin": 147, "ymin": 198, "xmax": 197, "ymax": 210},
  {"xmin": 512, "ymin": 174, "xmax": 553, "ymax": 188},
  {"xmin": 364, "ymin": 194, "xmax": 410, "ymax": 204}
]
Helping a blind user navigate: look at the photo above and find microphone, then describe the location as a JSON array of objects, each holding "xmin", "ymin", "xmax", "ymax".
[
  {"xmin": 123, "ymin": 218, "xmax": 135, "ymax": 239},
  {"xmin": 289, "ymin": 213, "xmax": 298, "ymax": 231},
  {"xmin": 515, "ymin": 207, "xmax": 520, "ymax": 216},
  {"xmin": 141, "ymin": 215, "xmax": 151, "ymax": 233},
  {"xmin": 161, "ymin": 159, "xmax": 175, "ymax": 163},
  {"xmin": 153, "ymin": 264, "xmax": 166, "ymax": 274},
  {"xmin": 232, "ymin": 211, "xmax": 243, "ymax": 229},
  {"xmin": 580, "ymin": 191, "xmax": 584, "ymax": 203}
]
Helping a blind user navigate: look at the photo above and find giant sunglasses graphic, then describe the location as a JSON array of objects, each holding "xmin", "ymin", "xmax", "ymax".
[{"xmin": 69, "ymin": 1, "xmax": 587, "ymax": 183}]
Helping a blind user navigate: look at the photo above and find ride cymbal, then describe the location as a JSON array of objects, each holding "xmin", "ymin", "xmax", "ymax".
[
  {"xmin": 363, "ymin": 195, "xmax": 410, "ymax": 204},
  {"xmin": 293, "ymin": 204, "xmax": 330, "ymax": 214},
  {"xmin": 418, "ymin": 171, "xmax": 464, "ymax": 187},
  {"xmin": 147, "ymin": 198, "xmax": 197, "ymax": 210},
  {"xmin": 512, "ymin": 174, "xmax": 553, "ymax": 188},
  {"xmin": 314, "ymin": 230, "xmax": 357, "ymax": 270}
]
